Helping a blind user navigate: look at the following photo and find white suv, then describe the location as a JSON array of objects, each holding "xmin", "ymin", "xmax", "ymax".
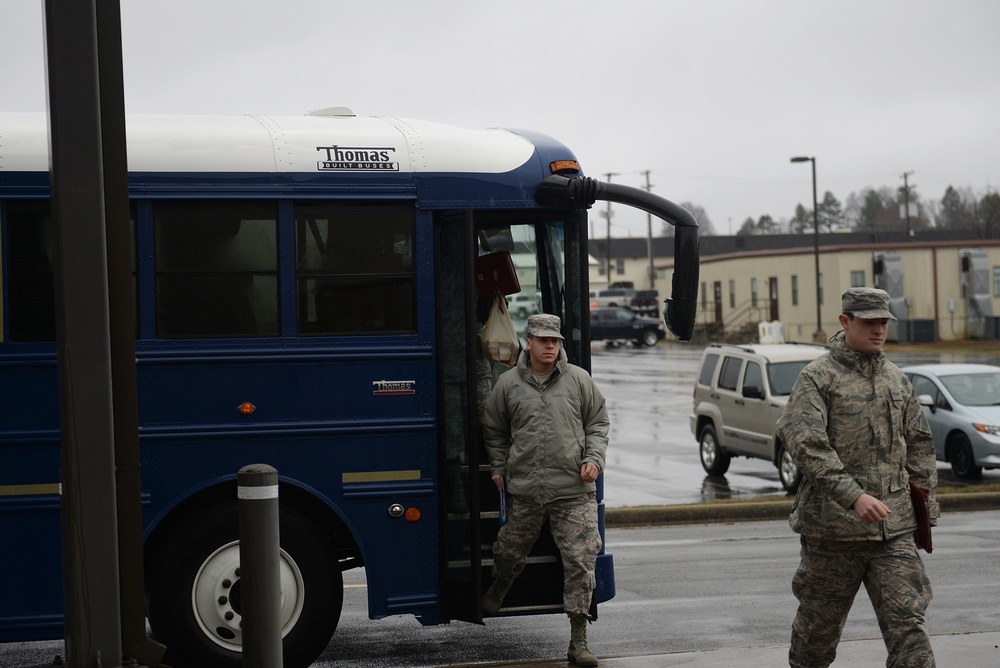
[
  {"xmin": 509, "ymin": 292, "xmax": 540, "ymax": 319},
  {"xmin": 690, "ymin": 342, "xmax": 828, "ymax": 492}
]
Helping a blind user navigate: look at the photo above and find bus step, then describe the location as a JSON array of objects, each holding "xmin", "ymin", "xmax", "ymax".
[
  {"xmin": 443, "ymin": 510, "xmax": 502, "ymax": 521},
  {"xmin": 489, "ymin": 603, "xmax": 564, "ymax": 615},
  {"xmin": 443, "ymin": 555, "xmax": 558, "ymax": 569},
  {"xmin": 457, "ymin": 464, "xmax": 493, "ymax": 473},
  {"xmin": 479, "ymin": 554, "xmax": 558, "ymax": 567}
]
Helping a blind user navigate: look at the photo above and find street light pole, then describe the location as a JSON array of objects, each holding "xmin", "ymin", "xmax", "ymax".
[{"xmin": 791, "ymin": 156, "xmax": 825, "ymax": 343}]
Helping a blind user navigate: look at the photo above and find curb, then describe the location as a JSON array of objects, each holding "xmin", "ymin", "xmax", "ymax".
[{"xmin": 605, "ymin": 492, "xmax": 1000, "ymax": 528}]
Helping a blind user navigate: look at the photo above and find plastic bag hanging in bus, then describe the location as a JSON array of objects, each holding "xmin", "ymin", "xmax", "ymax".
[{"xmin": 482, "ymin": 295, "xmax": 520, "ymax": 367}]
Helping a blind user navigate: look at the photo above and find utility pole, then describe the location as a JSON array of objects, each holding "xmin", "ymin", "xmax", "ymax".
[
  {"xmin": 790, "ymin": 156, "xmax": 824, "ymax": 342},
  {"xmin": 641, "ymin": 170, "xmax": 655, "ymax": 289},
  {"xmin": 602, "ymin": 172, "xmax": 618, "ymax": 284},
  {"xmin": 901, "ymin": 171, "xmax": 915, "ymax": 239}
]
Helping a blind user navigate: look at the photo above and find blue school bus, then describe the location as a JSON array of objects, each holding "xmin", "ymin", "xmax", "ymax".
[{"xmin": 0, "ymin": 108, "xmax": 698, "ymax": 667}]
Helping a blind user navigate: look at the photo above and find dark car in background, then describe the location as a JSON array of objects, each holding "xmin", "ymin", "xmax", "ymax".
[{"xmin": 589, "ymin": 307, "xmax": 665, "ymax": 347}]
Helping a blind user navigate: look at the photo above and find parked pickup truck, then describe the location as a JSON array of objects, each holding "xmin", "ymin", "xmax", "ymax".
[
  {"xmin": 591, "ymin": 287, "xmax": 659, "ymax": 317},
  {"xmin": 631, "ymin": 289, "xmax": 659, "ymax": 317}
]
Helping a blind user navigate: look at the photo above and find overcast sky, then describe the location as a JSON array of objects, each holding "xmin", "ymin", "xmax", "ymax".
[{"xmin": 2, "ymin": 0, "xmax": 998, "ymax": 237}]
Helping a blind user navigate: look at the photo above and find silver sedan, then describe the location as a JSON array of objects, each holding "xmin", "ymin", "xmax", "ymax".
[{"xmin": 903, "ymin": 363, "xmax": 1000, "ymax": 479}]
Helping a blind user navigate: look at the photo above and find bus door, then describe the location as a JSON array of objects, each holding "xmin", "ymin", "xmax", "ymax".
[{"xmin": 435, "ymin": 210, "xmax": 589, "ymax": 623}]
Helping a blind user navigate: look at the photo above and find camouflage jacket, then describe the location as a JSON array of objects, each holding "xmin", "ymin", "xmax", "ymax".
[
  {"xmin": 775, "ymin": 334, "xmax": 939, "ymax": 541},
  {"xmin": 481, "ymin": 347, "xmax": 609, "ymax": 504}
]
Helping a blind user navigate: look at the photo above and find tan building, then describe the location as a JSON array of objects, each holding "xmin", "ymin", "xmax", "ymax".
[
  {"xmin": 594, "ymin": 232, "xmax": 1000, "ymax": 343},
  {"xmin": 588, "ymin": 237, "xmax": 673, "ymax": 294}
]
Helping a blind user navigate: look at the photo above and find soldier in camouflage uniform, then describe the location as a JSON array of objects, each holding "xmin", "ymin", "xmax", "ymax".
[
  {"xmin": 776, "ymin": 287, "xmax": 939, "ymax": 668},
  {"xmin": 480, "ymin": 314, "xmax": 609, "ymax": 668}
]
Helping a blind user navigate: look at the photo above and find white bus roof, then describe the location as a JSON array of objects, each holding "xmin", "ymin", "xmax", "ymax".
[{"xmin": 0, "ymin": 110, "xmax": 541, "ymax": 176}]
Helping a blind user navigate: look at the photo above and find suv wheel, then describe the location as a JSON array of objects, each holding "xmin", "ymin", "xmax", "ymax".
[
  {"xmin": 640, "ymin": 330, "xmax": 659, "ymax": 347},
  {"xmin": 777, "ymin": 445, "xmax": 801, "ymax": 493},
  {"xmin": 699, "ymin": 424, "xmax": 730, "ymax": 475}
]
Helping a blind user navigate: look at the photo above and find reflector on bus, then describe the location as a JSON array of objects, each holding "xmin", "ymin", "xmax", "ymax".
[{"xmin": 549, "ymin": 160, "xmax": 580, "ymax": 174}]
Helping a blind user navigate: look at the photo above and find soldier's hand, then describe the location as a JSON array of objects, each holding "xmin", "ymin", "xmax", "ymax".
[
  {"xmin": 492, "ymin": 474, "xmax": 504, "ymax": 493},
  {"xmin": 580, "ymin": 462, "xmax": 599, "ymax": 483},
  {"xmin": 852, "ymin": 493, "xmax": 891, "ymax": 524}
]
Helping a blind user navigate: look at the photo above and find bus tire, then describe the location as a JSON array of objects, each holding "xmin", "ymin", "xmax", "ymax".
[{"xmin": 147, "ymin": 500, "xmax": 343, "ymax": 668}]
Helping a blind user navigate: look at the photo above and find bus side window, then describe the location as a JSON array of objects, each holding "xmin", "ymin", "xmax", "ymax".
[
  {"xmin": 154, "ymin": 201, "xmax": 278, "ymax": 338},
  {"xmin": 4, "ymin": 203, "xmax": 57, "ymax": 342},
  {"xmin": 5, "ymin": 202, "xmax": 139, "ymax": 343},
  {"xmin": 295, "ymin": 203, "xmax": 416, "ymax": 335}
]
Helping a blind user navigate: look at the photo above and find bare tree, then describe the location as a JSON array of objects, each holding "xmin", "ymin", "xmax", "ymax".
[{"xmin": 660, "ymin": 202, "xmax": 714, "ymax": 236}]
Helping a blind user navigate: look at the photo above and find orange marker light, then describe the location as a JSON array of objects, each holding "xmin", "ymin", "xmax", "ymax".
[
  {"xmin": 404, "ymin": 507, "xmax": 421, "ymax": 522},
  {"xmin": 238, "ymin": 402, "xmax": 256, "ymax": 415},
  {"xmin": 549, "ymin": 160, "xmax": 580, "ymax": 174}
]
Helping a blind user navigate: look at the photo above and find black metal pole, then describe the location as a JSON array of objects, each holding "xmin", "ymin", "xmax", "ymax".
[
  {"xmin": 91, "ymin": 2, "xmax": 166, "ymax": 664},
  {"xmin": 791, "ymin": 156, "xmax": 825, "ymax": 343},
  {"xmin": 43, "ymin": 1, "xmax": 123, "ymax": 665},
  {"xmin": 810, "ymin": 158, "xmax": 824, "ymax": 342},
  {"xmin": 238, "ymin": 465, "xmax": 284, "ymax": 668}
]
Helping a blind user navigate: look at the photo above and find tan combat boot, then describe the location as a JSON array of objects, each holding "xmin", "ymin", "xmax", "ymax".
[
  {"xmin": 481, "ymin": 577, "xmax": 512, "ymax": 615},
  {"xmin": 567, "ymin": 614, "xmax": 598, "ymax": 667}
]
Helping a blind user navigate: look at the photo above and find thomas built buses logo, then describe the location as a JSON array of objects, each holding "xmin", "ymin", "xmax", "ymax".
[
  {"xmin": 372, "ymin": 379, "xmax": 416, "ymax": 396},
  {"xmin": 316, "ymin": 145, "xmax": 399, "ymax": 172}
]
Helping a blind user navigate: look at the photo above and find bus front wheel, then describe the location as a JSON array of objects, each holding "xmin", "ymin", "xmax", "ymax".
[{"xmin": 147, "ymin": 500, "xmax": 343, "ymax": 668}]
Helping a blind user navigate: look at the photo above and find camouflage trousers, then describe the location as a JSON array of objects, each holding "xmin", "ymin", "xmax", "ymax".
[
  {"xmin": 490, "ymin": 493, "xmax": 601, "ymax": 617},
  {"xmin": 790, "ymin": 534, "xmax": 934, "ymax": 668}
]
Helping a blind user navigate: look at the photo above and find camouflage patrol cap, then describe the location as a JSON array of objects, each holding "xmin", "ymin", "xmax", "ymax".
[
  {"xmin": 841, "ymin": 287, "xmax": 896, "ymax": 320},
  {"xmin": 526, "ymin": 313, "xmax": 564, "ymax": 339}
]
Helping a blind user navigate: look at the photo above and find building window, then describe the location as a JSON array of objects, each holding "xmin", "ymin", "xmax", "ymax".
[
  {"xmin": 851, "ymin": 270, "xmax": 865, "ymax": 287},
  {"xmin": 615, "ymin": 258, "xmax": 625, "ymax": 275},
  {"xmin": 819, "ymin": 273, "xmax": 824, "ymax": 305},
  {"xmin": 994, "ymin": 268, "xmax": 1000, "ymax": 297},
  {"xmin": 728, "ymin": 280, "xmax": 735, "ymax": 308},
  {"xmin": 598, "ymin": 264, "xmax": 606, "ymax": 276},
  {"xmin": 791, "ymin": 275, "xmax": 799, "ymax": 306},
  {"xmin": 700, "ymin": 281, "xmax": 707, "ymax": 307},
  {"xmin": 751, "ymin": 278, "xmax": 758, "ymax": 307}
]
